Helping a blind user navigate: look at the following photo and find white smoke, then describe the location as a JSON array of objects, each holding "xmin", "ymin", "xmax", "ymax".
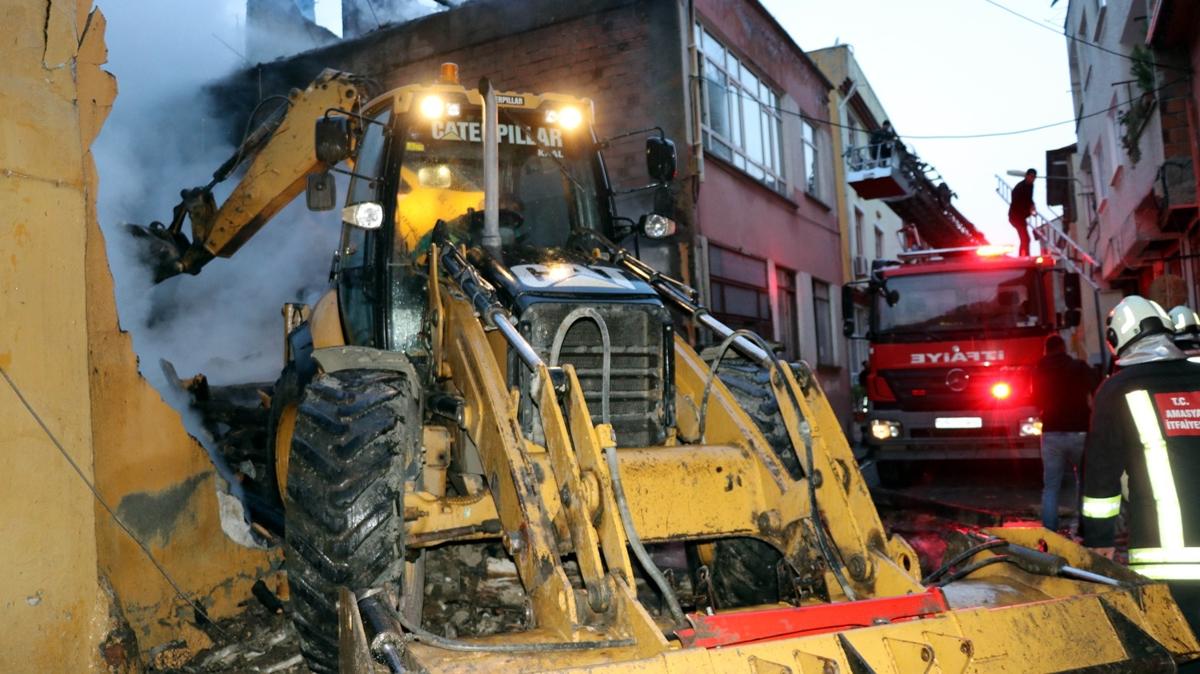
[{"xmin": 95, "ymin": 0, "xmax": 343, "ymax": 389}]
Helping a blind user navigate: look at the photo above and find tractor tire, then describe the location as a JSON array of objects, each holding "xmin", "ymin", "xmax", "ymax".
[
  {"xmin": 709, "ymin": 538, "xmax": 781, "ymax": 607},
  {"xmin": 707, "ymin": 360, "xmax": 802, "ymax": 608},
  {"xmin": 717, "ymin": 361, "xmax": 805, "ymax": 478},
  {"xmin": 283, "ymin": 368, "xmax": 418, "ymax": 673}
]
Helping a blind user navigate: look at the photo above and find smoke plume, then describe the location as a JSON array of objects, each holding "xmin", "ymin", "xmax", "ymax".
[{"xmin": 95, "ymin": 0, "xmax": 342, "ymax": 390}]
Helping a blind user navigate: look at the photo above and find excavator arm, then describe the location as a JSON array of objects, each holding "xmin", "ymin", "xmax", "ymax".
[{"xmin": 128, "ymin": 69, "xmax": 367, "ymax": 281}]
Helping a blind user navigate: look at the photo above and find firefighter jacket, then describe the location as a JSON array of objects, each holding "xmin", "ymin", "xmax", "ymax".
[{"xmin": 1082, "ymin": 357, "xmax": 1200, "ymax": 579}]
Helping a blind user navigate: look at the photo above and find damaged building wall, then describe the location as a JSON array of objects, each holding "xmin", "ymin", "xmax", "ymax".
[
  {"xmin": 0, "ymin": 1, "xmax": 114, "ymax": 669},
  {"xmin": 1, "ymin": 1, "xmax": 277, "ymax": 669}
]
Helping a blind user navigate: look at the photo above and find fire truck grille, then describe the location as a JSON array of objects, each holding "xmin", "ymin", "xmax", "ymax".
[{"xmin": 882, "ymin": 368, "xmax": 1030, "ymax": 411}]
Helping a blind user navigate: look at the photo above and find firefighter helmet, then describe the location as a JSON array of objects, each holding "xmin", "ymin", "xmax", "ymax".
[
  {"xmin": 1105, "ymin": 296, "xmax": 1173, "ymax": 355},
  {"xmin": 1169, "ymin": 305, "xmax": 1200, "ymax": 336}
]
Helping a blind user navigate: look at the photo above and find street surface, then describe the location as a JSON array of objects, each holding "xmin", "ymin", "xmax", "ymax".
[{"xmin": 868, "ymin": 457, "xmax": 1077, "ymax": 531}]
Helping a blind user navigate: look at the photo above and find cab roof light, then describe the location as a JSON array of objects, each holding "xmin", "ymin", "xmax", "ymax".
[
  {"xmin": 439, "ymin": 62, "xmax": 459, "ymax": 85},
  {"xmin": 546, "ymin": 106, "xmax": 583, "ymax": 130},
  {"xmin": 419, "ymin": 94, "xmax": 445, "ymax": 119}
]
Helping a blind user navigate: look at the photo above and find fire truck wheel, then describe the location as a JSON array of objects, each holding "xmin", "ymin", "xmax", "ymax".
[{"xmin": 283, "ymin": 368, "xmax": 416, "ymax": 673}]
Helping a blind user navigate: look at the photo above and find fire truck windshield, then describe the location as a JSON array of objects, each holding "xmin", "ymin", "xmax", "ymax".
[{"xmin": 873, "ymin": 268, "xmax": 1045, "ymax": 341}]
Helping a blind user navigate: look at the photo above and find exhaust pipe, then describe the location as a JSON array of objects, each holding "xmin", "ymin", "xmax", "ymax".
[{"xmin": 478, "ymin": 77, "xmax": 501, "ymax": 257}]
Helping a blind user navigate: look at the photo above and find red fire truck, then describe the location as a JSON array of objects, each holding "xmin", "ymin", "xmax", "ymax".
[{"xmin": 843, "ymin": 246, "xmax": 1083, "ymax": 469}]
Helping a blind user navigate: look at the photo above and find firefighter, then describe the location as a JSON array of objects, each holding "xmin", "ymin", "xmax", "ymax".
[
  {"xmin": 1082, "ymin": 296, "xmax": 1200, "ymax": 648},
  {"xmin": 1171, "ymin": 305, "xmax": 1200, "ymax": 354}
]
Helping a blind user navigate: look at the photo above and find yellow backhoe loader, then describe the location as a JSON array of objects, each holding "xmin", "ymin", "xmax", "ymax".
[{"xmin": 129, "ymin": 64, "xmax": 1199, "ymax": 673}]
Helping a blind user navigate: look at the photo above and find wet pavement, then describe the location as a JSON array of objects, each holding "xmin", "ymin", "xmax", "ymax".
[{"xmin": 866, "ymin": 456, "xmax": 1081, "ymax": 533}]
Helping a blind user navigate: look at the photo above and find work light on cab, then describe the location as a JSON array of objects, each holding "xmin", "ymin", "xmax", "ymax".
[
  {"xmin": 420, "ymin": 94, "xmax": 445, "ymax": 119},
  {"xmin": 342, "ymin": 202, "xmax": 384, "ymax": 230},
  {"xmin": 641, "ymin": 213, "xmax": 677, "ymax": 239},
  {"xmin": 546, "ymin": 106, "xmax": 583, "ymax": 130}
]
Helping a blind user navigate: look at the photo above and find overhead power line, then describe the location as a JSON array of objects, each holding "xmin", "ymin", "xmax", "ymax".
[
  {"xmin": 694, "ymin": 74, "xmax": 1188, "ymax": 140},
  {"xmin": 982, "ymin": 0, "xmax": 1192, "ymax": 74}
]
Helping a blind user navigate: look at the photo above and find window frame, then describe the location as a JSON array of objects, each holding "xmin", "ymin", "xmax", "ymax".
[
  {"xmin": 695, "ymin": 22, "xmax": 786, "ymax": 192},
  {"xmin": 812, "ymin": 279, "xmax": 837, "ymax": 368},
  {"xmin": 708, "ymin": 243, "xmax": 772, "ymax": 338},
  {"xmin": 776, "ymin": 265, "xmax": 799, "ymax": 360},
  {"xmin": 802, "ymin": 120, "xmax": 820, "ymax": 197}
]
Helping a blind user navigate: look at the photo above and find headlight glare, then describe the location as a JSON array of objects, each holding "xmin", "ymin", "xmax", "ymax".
[{"xmin": 342, "ymin": 202, "xmax": 384, "ymax": 230}]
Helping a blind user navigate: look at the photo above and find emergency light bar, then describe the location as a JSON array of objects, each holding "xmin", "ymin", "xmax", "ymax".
[{"xmin": 895, "ymin": 245, "xmax": 1013, "ymax": 263}]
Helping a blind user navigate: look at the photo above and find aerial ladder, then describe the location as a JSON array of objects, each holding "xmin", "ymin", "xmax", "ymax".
[
  {"xmin": 844, "ymin": 139, "xmax": 987, "ymax": 249},
  {"xmin": 994, "ymin": 174, "xmax": 1101, "ymax": 289},
  {"xmin": 996, "ymin": 174, "xmax": 1109, "ymax": 365}
]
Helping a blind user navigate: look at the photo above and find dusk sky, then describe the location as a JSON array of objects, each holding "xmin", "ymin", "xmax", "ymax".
[{"xmin": 762, "ymin": 0, "xmax": 1082, "ymax": 249}]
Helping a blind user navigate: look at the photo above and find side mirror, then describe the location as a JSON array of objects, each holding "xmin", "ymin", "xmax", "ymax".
[
  {"xmin": 646, "ymin": 137, "xmax": 677, "ymax": 184},
  {"xmin": 841, "ymin": 285, "xmax": 857, "ymax": 337},
  {"xmin": 1064, "ymin": 272, "xmax": 1082, "ymax": 311},
  {"xmin": 315, "ymin": 116, "xmax": 352, "ymax": 165},
  {"xmin": 306, "ymin": 171, "xmax": 336, "ymax": 211}
]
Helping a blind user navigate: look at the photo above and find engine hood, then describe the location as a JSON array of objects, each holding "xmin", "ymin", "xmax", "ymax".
[{"xmin": 481, "ymin": 250, "xmax": 660, "ymax": 313}]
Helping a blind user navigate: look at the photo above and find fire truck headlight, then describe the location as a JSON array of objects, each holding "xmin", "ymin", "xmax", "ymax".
[
  {"xmin": 870, "ymin": 419, "xmax": 901, "ymax": 441},
  {"xmin": 990, "ymin": 381, "xmax": 1013, "ymax": 400},
  {"xmin": 1020, "ymin": 417, "xmax": 1043, "ymax": 437}
]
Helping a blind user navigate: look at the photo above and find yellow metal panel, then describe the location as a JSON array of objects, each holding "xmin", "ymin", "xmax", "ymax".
[
  {"xmin": 611, "ymin": 445, "xmax": 767, "ymax": 540},
  {"xmin": 205, "ymin": 72, "xmax": 363, "ymax": 258},
  {"xmin": 310, "ymin": 289, "xmax": 346, "ymax": 348},
  {"xmin": 440, "ymin": 293, "xmax": 578, "ymax": 636}
]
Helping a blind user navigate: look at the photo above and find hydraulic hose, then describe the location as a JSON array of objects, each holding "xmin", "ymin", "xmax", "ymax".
[
  {"xmin": 549, "ymin": 307, "xmax": 611, "ymax": 424},
  {"xmin": 930, "ymin": 555, "xmax": 1011, "ymax": 587},
  {"xmin": 605, "ymin": 443, "xmax": 688, "ymax": 629},
  {"xmin": 697, "ymin": 329, "xmax": 772, "ymax": 442},
  {"xmin": 922, "ymin": 538, "xmax": 1007, "ymax": 585},
  {"xmin": 547, "ymin": 307, "xmax": 686, "ymax": 629}
]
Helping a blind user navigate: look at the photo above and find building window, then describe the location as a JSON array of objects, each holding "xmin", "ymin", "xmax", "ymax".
[
  {"xmin": 1093, "ymin": 140, "xmax": 1109, "ymax": 201},
  {"xmin": 854, "ymin": 208, "xmax": 865, "ymax": 258},
  {"xmin": 696, "ymin": 23, "xmax": 785, "ymax": 191},
  {"xmin": 709, "ymin": 244, "xmax": 772, "ymax": 337},
  {"xmin": 776, "ymin": 266, "xmax": 799, "ymax": 360},
  {"xmin": 846, "ymin": 111, "xmax": 864, "ymax": 152},
  {"xmin": 813, "ymin": 279, "xmax": 836, "ymax": 367},
  {"xmin": 874, "ymin": 226, "xmax": 884, "ymax": 259},
  {"xmin": 802, "ymin": 121, "xmax": 819, "ymax": 196}
]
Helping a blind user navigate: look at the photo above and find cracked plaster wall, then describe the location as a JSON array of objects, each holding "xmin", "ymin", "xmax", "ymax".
[{"xmin": 1, "ymin": 1, "xmax": 276, "ymax": 668}]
